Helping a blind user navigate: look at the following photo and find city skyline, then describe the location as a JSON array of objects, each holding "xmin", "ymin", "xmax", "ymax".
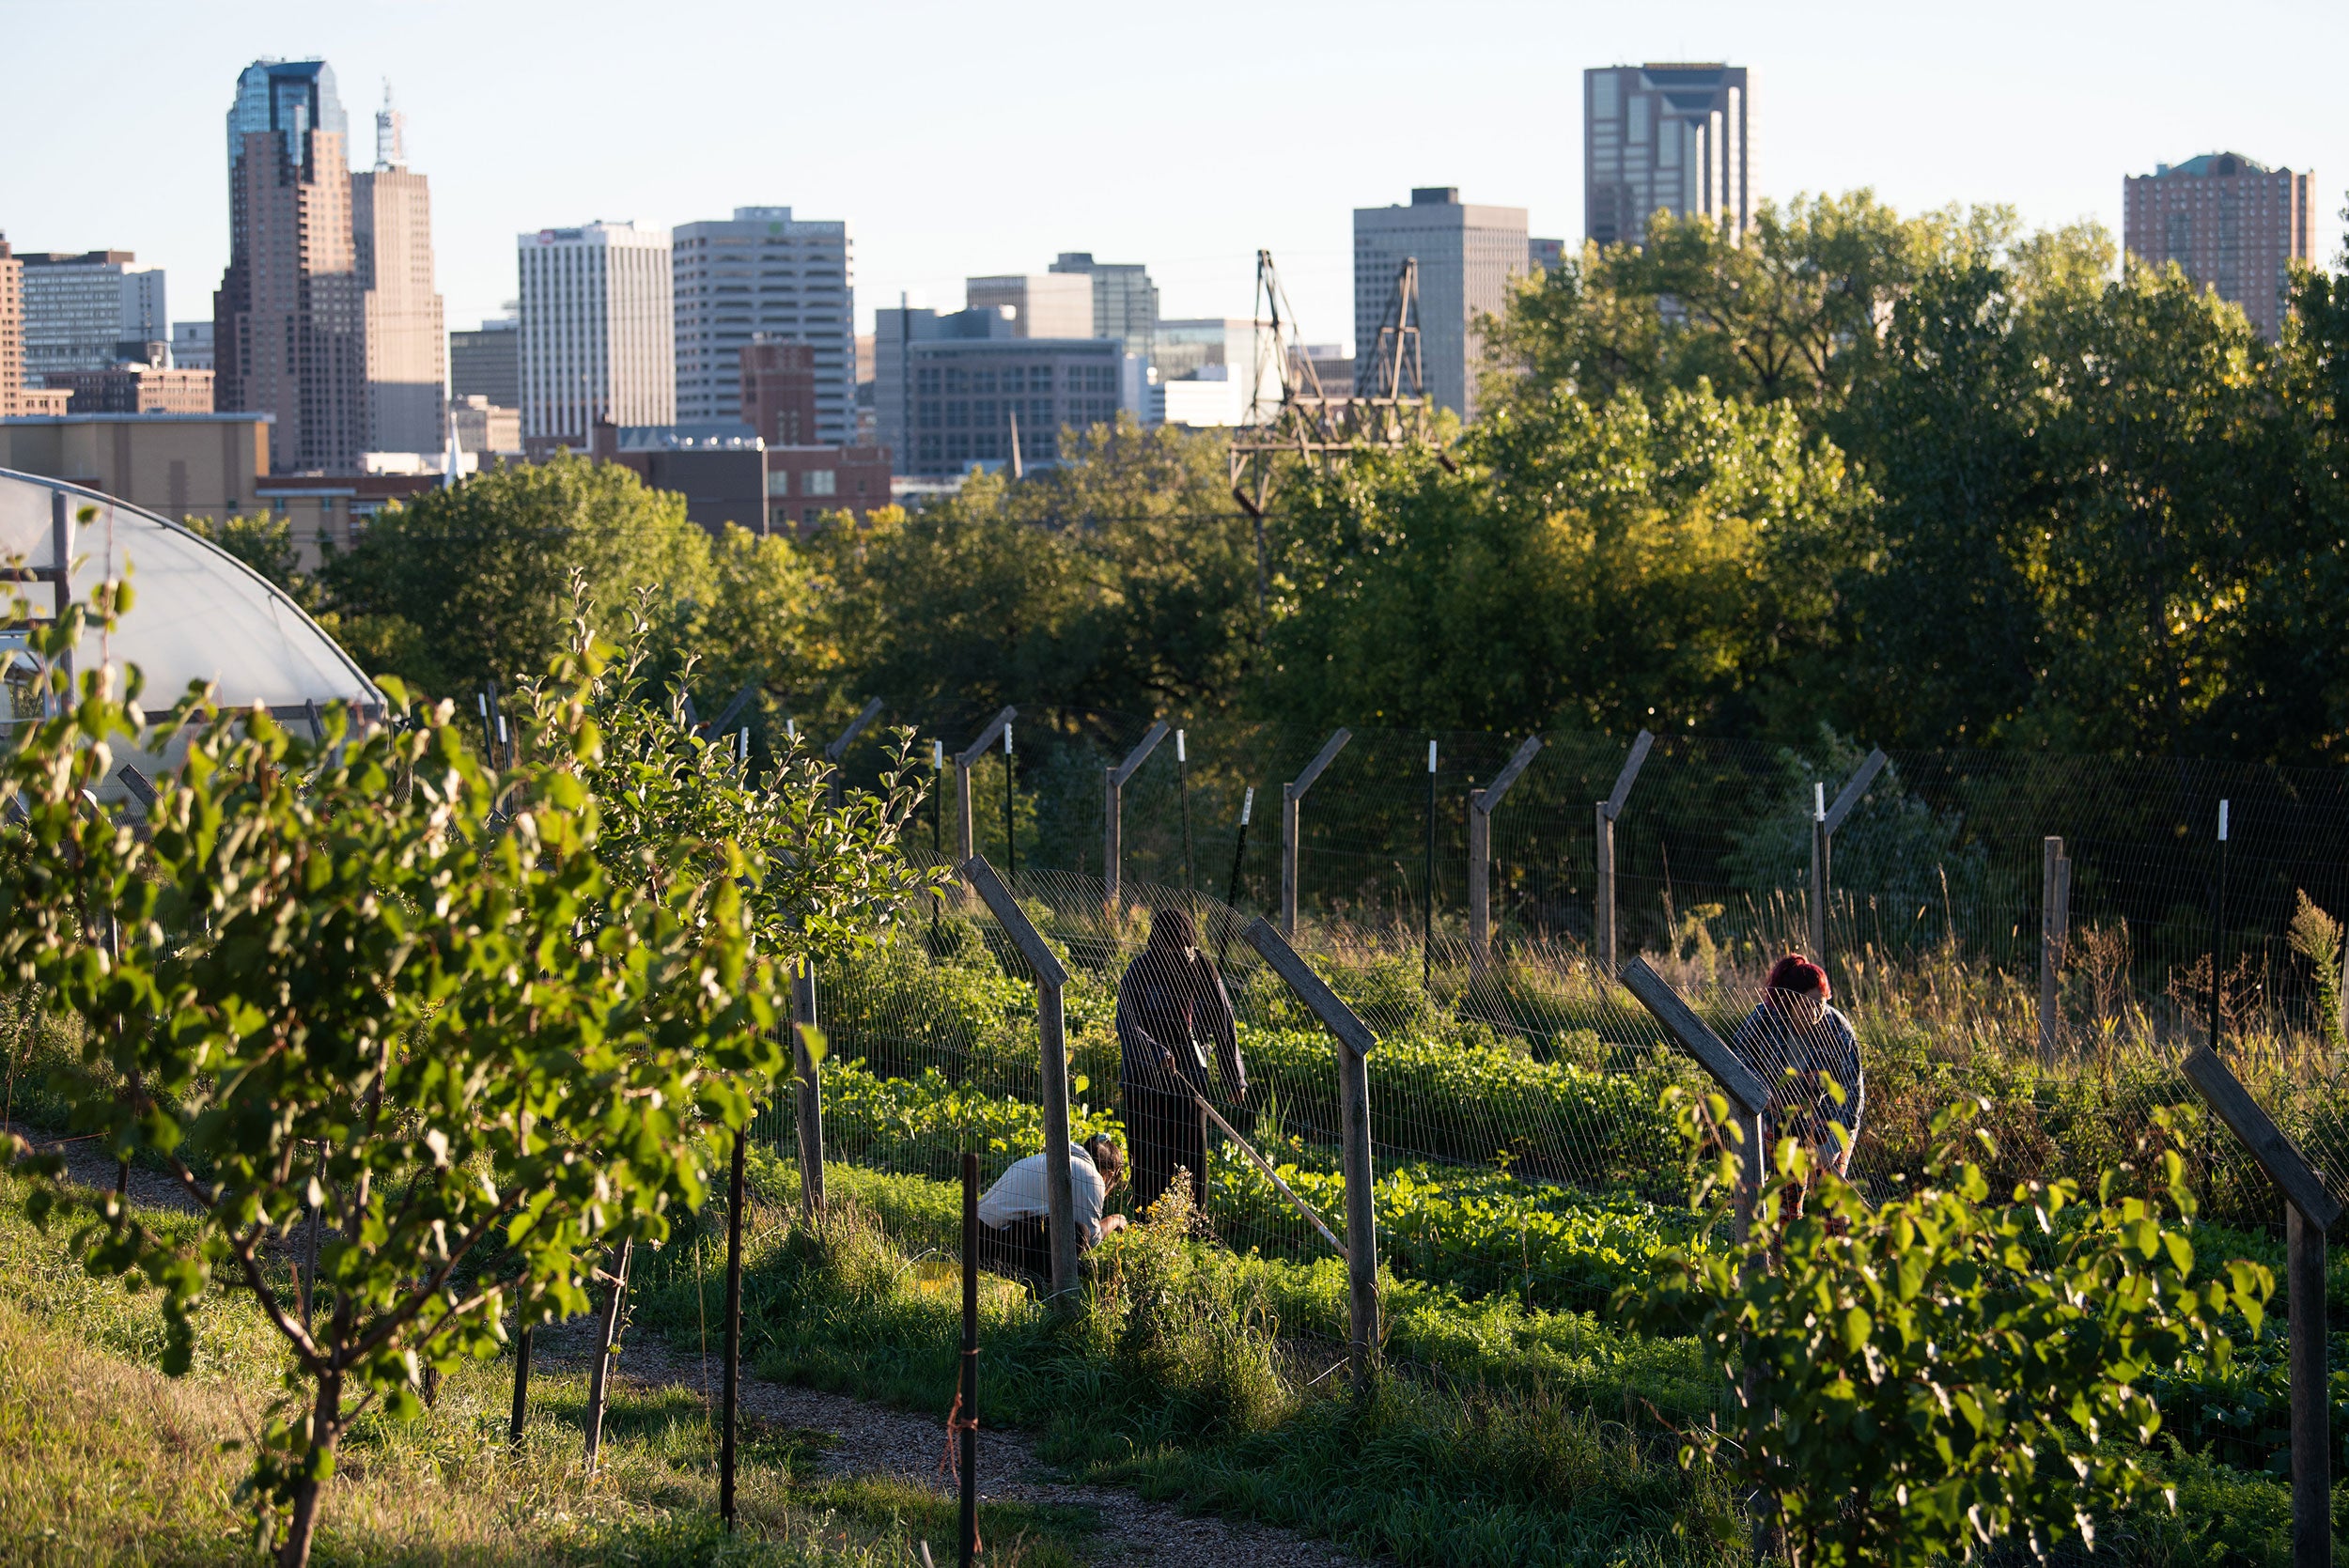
[{"xmin": 5, "ymin": 0, "xmax": 2344, "ymax": 362}]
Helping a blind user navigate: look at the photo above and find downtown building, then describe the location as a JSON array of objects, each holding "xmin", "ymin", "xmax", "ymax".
[
  {"xmin": 0, "ymin": 235, "xmax": 23, "ymax": 417},
  {"xmin": 2123, "ymin": 153, "xmax": 2313, "ymax": 341},
  {"xmin": 873, "ymin": 301, "xmax": 1143, "ymax": 481},
  {"xmin": 1584, "ymin": 64, "xmax": 1755, "ymax": 247},
  {"xmin": 516, "ymin": 222, "xmax": 674, "ymax": 451},
  {"xmin": 351, "ymin": 85, "xmax": 446, "ymax": 456},
  {"xmin": 1048, "ymin": 253, "xmax": 1158, "ymax": 363},
  {"xmin": 17, "ymin": 250, "xmax": 167, "ymax": 376},
  {"xmin": 671, "ymin": 208, "xmax": 853, "ymax": 443},
  {"xmin": 1353, "ymin": 188, "xmax": 1529, "ymax": 421},
  {"xmin": 213, "ymin": 59, "xmax": 367, "ymax": 474}
]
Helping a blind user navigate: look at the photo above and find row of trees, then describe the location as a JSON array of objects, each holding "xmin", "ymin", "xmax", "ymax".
[
  {"xmin": 210, "ymin": 188, "xmax": 2349, "ymax": 765},
  {"xmin": 4, "ymin": 565, "xmax": 933, "ymax": 1565}
]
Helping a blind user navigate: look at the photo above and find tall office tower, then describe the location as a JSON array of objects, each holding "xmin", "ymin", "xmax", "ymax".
[
  {"xmin": 0, "ymin": 236, "xmax": 23, "ymax": 418},
  {"xmin": 171, "ymin": 321, "xmax": 215, "ymax": 370},
  {"xmin": 351, "ymin": 83, "xmax": 445, "ymax": 454},
  {"xmin": 18, "ymin": 252, "xmax": 169, "ymax": 373},
  {"xmin": 1584, "ymin": 64, "xmax": 1754, "ymax": 247},
  {"xmin": 214, "ymin": 59, "xmax": 366, "ymax": 472},
  {"xmin": 517, "ymin": 222, "xmax": 674, "ymax": 446},
  {"xmin": 671, "ymin": 207, "xmax": 853, "ymax": 442},
  {"xmin": 964, "ymin": 273, "xmax": 1093, "ymax": 339},
  {"xmin": 2124, "ymin": 154, "xmax": 2313, "ymax": 341},
  {"xmin": 450, "ymin": 317, "xmax": 519, "ymax": 408},
  {"xmin": 1048, "ymin": 253, "xmax": 1158, "ymax": 362},
  {"xmin": 1352, "ymin": 188, "xmax": 1528, "ymax": 421}
]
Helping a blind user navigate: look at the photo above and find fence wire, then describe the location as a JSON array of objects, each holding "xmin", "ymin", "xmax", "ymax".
[{"xmin": 783, "ymin": 703, "xmax": 2349, "ymax": 1306}]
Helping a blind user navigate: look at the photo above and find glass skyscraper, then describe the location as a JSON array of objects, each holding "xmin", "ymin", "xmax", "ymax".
[{"xmin": 226, "ymin": 59, "xmax": 348, "ymax": 181}]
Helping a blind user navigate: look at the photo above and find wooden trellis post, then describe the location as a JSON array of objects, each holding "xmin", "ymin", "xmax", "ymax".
[
  {"xmin": 1279, "ymin": 729, "xmax": 1351, "ymax": 938},
  {"xmin": 958, "ymin": 854, "xmax": 1080, "ymax": 1302},
  {"xmin": 953, "ymin": 706, "xmax": 1015, "ymax": 865},
  {"xmin": 1593, "ymin": 729, "xmax": 1655, "ymax": 974},
  {"xmin": 2180, "ymin": 1046, "xmax": 2339, "ymax": 1568},
  {"xmin": 2037, "ymin": 835, "xmax": 2072, "ymax": 1065},
  {"xmin": 1469, "ymin": 735, "xmax": 1543, "ymax": 972},
  {"xmin": 1103, "ymin": 720, "xmax": 1171, "ymax": 908},
  {"xmin": 1245, "ymin": 917, "xmax": 1380, "ymax": 1382},
  {"xmin": 1809, "ymin": 749, "xmax": 1887, "ymax": 974},
  {"xmin": 822, "ymin": 696, "xmax": 884, "ymax": 808}
]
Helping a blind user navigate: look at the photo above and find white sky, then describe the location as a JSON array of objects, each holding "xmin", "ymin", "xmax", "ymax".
[{"xmin": 4, "ymin": 0, "xmax": 2344, "ymax": 355}]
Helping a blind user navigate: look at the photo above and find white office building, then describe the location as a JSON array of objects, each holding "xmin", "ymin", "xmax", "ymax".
[
  {"xmin": 1584, "ymin": 64, "xmax": 1755, "ymax": 248},
  {"xmin": 964, "ymin": 273, "xmax": 1093, "ymax": 339},
  {"xmin": 20, "ymin": 252, "xmax": 168, "ymax": 375},
  {"xmin": 671, "ymin": 207, "xmax": 853, "ymax": 443},
  {"xmin": 1352, "ymin": 189, "xmax": 1529, "ymax": 421},
  {"xmin": 516, "ymin": 222, "xmax": 674, "ymax": 444}
]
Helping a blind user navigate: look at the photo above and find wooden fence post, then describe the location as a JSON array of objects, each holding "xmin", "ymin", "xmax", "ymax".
[
  {"xmin": 958, "ymin": 855, "xmax": 1080, "ymax": 1302},
  {"xmin": 792, "ymin": 960, "xmax": 824, "ymax": 1216},
  {"xmin": 822, "ymin": 696, "xmax": 884, "ymax": 808},
  {"xmin": 953, "ymin": 707, "xmax": 1016, "ymax": 866},
  {"xmin": 1104, "ymin": 720, "xmax": 1170, "ymax": 910},
  {"xmin": 2038, "ymin": 836, "xmax": 2072, "ymax": 1065},
  {"xmin": 1469, "ymin": 736, "xmax": 1544, "ymax": 971},
  {"xmin": 1245, "ymin": 918, "xmax": 1380, "ymax": 1382},
  {"xmin": 1812, "ymin": 749, "xmax": 1889, "ymax": 977},
  {"xmin": 1278, "ymin": 729, "xmax": 1351, "ymax": 939},
  {"xmin": 2180, "ymin": 1046, "xmax": 2339, "ymax": 1568},
  {"xmin": 1593, "ymin": 731, "xmax": 1655, "ymax": 976}
]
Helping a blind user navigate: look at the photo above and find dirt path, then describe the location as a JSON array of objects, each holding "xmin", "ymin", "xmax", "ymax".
[
  {"xmin": 5, "ymin": 1121, "xmax": 199, "ymax": 1214},
  {"xmin": 537, "ymin": 1317, "xmax": 1373, "ymax": 1566}
]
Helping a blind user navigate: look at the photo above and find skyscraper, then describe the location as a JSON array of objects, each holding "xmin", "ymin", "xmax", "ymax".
[
  {"xmin": 1048, "ymin": 253, "xmax": 1158, "ymax": 363},
  {"xmin": 2123, "ymin": 153, "xmax": 2313, "ymax": 342},
  {"xmin": 450, "ymin": 317, "xmax": 519, "ymax": 409},
  {"xmin": 16, "ymin": 251, "xmax": 166, "ymax": 374},
  {"xmin": 214, "ymin": 59, "xmax": 366, "ymax": 472},
  {"xmin": 0, "ymin": 236, "xmax": 23, "ymax": 418},
  {"xmin": 671, "ymin": 208, "xmax": 852, "ymax": 441},
  {"xmin": 1353, "ymin": 188, "xmax": 1529, "ymax": 421},
  {"xmin": 351, "ymin": 83, "xmax": 445, "ymax": 454},
  {"xmin": 517, "ymin": 222, "xmax": 674, "ymax": 447},
  {"xmin": 1584, "ymin": 64, "xmax": 1755, "ymax": 247}
]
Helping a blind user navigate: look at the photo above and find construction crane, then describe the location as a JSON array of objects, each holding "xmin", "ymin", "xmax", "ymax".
[{"xmin": 1227, "ymin": 250, "xmax": 1435, "ymax": 611}]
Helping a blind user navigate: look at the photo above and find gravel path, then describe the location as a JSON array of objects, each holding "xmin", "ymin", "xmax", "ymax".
[{"xmin": 537, "ymin": 1316, "xmax": 1374, "ymax": 1566}]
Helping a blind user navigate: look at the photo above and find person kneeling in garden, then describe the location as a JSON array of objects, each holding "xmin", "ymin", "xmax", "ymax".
[
  {"xmin": 1728, "ymin": 954, "xmax": 1864, "ymax": 1197},
  {"xmin": 975, "ymin": 1134, "xmax": 1128, "ymax": 1284}
]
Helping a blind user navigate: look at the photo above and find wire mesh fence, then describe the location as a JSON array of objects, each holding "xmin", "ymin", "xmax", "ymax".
[{"xmin": 770, "ymin": 701, "xmax": 2349, "ymax": 1301}]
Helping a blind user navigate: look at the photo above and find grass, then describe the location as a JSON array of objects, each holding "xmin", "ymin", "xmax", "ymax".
[
  {"xmin": 635, "ymin": 1163, "xmax": 1746, "ymax": 1568},
  {"xmin": 0, "ymin": 1170, "xmax": 1095, "ymax": 1566}
]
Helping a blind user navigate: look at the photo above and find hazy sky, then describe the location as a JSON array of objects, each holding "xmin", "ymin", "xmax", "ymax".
[{"xmin": 5, "ymin": 0, "xmax": 2344, "ymax": 354}]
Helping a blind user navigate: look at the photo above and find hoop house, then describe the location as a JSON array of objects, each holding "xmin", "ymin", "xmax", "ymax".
[{"xmin": 0, "ymin": 467, "xmax": 382, "ymax": 798}]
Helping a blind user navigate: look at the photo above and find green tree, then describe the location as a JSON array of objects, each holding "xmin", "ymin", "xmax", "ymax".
[
  {"xmin": 1485, "ymin": 192, "xmax": 2012, "ymax": 418},
  {"xmin": 1260, "ymin": 382, "xmax": 1854, "ymax": 734},
  {"xmin": 810, "ymin": 420, "xmax": 1256, "ymax": 717},
  {"xmin": 318, "ymin": 454, "xmax": 715, "ymax": 697},
  {"xmin": 0, "ymin": 578, "xmax": 928, "ymax": 1565},
  {"xmin": 1629, "ymin": 1094, "xmax": 2270, "ymax": 1566}
]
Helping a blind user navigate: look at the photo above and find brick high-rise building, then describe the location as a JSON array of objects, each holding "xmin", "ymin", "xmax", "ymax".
[
  {"xmin": 517, "ymin": 222, "xmax": 673, "ymax": 448},
  {"xmin": 0, "ymin": 235, "xmax": 23, "ymax": 418},
  {"xmin": 1353, "ymin": 188, "xmax": 1529, "ymax": 420},
  {"xmin": 351, "ymin": 83, "xmax": 445, "ymax": 455},
  {"xmin": 213, "ymin": 59, "xmax": 367, "ymax": 473},
  {"xmin": 2123, "ymin": 153, "xmax": 2313, "ymax": 342},
  {"xmin": 1584, "ymin": 64, "xmax": 1755, "ymax": 248},
  {"xmin": 671, "ymin": 208, "xmax": 853, "ymax": 443},
  {"xmin": 741, "ymin": 339, "xmax": 819, "ymax": 446}
]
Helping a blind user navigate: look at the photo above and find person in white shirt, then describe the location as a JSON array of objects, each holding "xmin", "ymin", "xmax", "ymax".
[{"xmin": 975, "ymin": 1135, "xmax": 1127, "ymax": 1284}]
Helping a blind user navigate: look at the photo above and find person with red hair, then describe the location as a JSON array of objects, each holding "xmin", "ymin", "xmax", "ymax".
[{"xmin": 1727, "ymin": 954, "xmax": 1864, "ymax": 1180}]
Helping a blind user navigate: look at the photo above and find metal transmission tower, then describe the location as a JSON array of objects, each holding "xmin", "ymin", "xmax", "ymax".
[{"xmin": 1229, "ymin": 251, "xmax": 1433, "ymax": 611}]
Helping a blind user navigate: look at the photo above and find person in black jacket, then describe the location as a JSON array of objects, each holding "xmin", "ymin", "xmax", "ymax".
[{"xmin": 1116, "ymin": 906, "xmax": 1248, "ymax": 1219}]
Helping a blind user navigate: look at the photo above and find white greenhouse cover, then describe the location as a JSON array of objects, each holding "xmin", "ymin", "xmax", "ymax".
[{"xmin": 0, "ymin": 467, "xmax": 381, "ymax": 718}]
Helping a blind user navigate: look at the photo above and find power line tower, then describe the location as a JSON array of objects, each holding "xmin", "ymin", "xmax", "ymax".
[{"xmin": 1228, "ymin": 251, "xmax": 1433, "ymax": 609}]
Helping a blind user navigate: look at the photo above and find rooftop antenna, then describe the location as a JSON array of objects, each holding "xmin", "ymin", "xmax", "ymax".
[{"xmin": 375, "ymin": 79, "xmax": 405, "ymax": 171}]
